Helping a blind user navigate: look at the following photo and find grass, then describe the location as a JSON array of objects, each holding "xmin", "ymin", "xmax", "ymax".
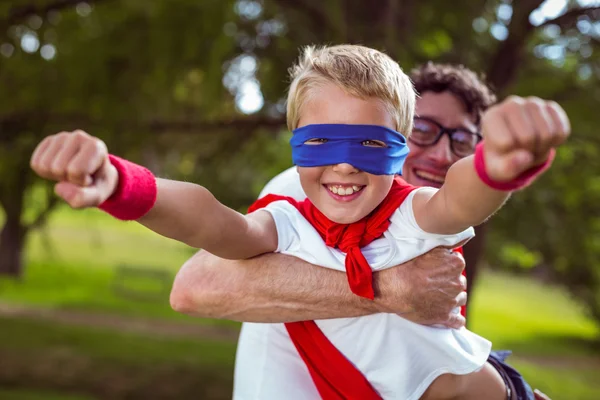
[
  {"xmin": 1, "ymin": 317, "xmax": 236, "ymax": 367},
  {"xmin": 0, "ymin": 317, "xmax": 236, "ymax": 399},
  {"xmin": 468, "ymin": 272, "xmax": 600, "ymax": 399},
  {"xmin": 1, "ymin": 205, "xmax": 599, "ymax": 399},
  {"xmin": 0, "ymin": 389, "xmax": 93, "ymax": 400},
  {"xmin": 0, "ymin": 205, "xmax": 237, "ymax": 326},
  {"xmin": 470, "ymin": 271, "xmax": 599, "ymax": 356}
]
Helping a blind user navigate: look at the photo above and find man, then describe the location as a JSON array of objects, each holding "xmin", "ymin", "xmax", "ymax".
[{"xmin": 170, "ymin": 62, "xmax": 555, "ymax": 399}]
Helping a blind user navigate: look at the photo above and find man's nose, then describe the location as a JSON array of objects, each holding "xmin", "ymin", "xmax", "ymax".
[
  {"xmin": 332, "ymin": 163, "xmax": 360, "ymax": 174},
  {"xmin": 426, "ymin": 135, "xmax": 455, "ymax": 165}
]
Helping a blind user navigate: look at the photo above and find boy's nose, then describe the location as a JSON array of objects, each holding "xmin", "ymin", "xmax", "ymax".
[{"xmin": 332, "ymin": 163, "xmax": 360, "ymax": 174}]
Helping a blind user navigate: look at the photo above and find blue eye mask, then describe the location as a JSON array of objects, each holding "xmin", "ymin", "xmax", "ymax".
[{"xmin": 290, "ymin": 124, "xmax": 410, "ymax": 176}]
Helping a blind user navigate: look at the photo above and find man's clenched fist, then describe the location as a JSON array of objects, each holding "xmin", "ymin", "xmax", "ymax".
[{"xmin": 30, "ymin": 130, "xmax": 118, "ymax": 208}]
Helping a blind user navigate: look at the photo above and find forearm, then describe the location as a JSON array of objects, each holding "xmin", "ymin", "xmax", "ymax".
[
  {"xmin": 170, "ymin": 250, "xmax": 381, "ymax": 322},
  {"xmin": 138, "ymin": 178, "xmax": 276, "ymax": 258},
  {"xmin": 423, "ymin": 362, "xmax": 506, "ymax": 400},
  {"xmin": 421, "ymin": 156, "xmax": 510, "ymax": 234}
]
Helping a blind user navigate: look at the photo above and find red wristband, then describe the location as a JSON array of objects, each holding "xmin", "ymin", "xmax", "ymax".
[
  {"xmin": 474, "ymin": 142, "xmax": 555, "ymax": 191},
  {"xmin": 98, "ymin": 155, "xmax": 157, "ymax": 220}
]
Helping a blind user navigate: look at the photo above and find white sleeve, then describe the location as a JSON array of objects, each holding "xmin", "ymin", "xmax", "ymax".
[
  {"xmin": 255, "ymin": 201, "xmax": 298, "ymax": 253},
  {"xmin": 388, "ymin": 188, "xmax": 475, "ymax": 246},
  {"xmin": 259, "ymin": 167, "xmax": 306, "ymax": 201},
  {"xmin": 257, "ymin": 201, "xmax": 347, "ymax": 271}
]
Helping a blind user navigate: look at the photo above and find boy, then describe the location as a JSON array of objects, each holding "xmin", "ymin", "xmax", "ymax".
[{"xmin": 30, "ymin": 45, "xmax": 568, "ymax": 399}]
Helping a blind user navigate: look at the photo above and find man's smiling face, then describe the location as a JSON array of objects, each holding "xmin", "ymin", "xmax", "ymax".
[{"xmin": 403, "ymin": 91, "xmax": 479, "ymax": 188}]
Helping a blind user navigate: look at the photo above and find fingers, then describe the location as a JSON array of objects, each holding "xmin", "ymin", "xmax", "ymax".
[
  {"xmin": 445, "ymin": 311, "xmax": 466, "ymax": 329},
  {"xmin": 50, "ymin": 133, "xmax": 81, "ymax": 182},
  {"xmin": 54, "ymin": 181, "xmax": 104, "ymax": 208},
  {"xmin": 524, "ymin": 97, "xmax": 553, "ymax": 155},
  {"xmin": 31, "ymin": 130, "xmax": 107, "ymax": 186},
  {"xmin": 66, "ymin": 135, "xmax": 108, "ymax": 186},
  {"xmin": 459, "ymin": 274, "xmax": 467, "ymax": 292},
  {"xmin": 503, "ymin": 96, "xmax": 538, "ymax": 152},
  {"xmin": 482, "ymin": 105, "xmax": 514, "ymax": 154},
  {"xmin": 546, "ymin": 100, "xmax": 571, "ymax": 147},
  {"xmin": 482, "ymin": 96, "xmax": 570, "ymax": 180},
  {"xmin": 30, "ymin": 135, "xmax": 53, "ymax": 173},
  {"xmin": 499, "ymin": 149, "xmax": 535, "ymax": 178}
]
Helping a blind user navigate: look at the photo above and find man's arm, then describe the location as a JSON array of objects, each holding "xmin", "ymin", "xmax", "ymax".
[{"xmin": 170, "ymin": 247, "xmax": 467, "ymax": 328}]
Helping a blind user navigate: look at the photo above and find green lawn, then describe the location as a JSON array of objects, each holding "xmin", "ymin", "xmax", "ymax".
[
  {"xmin": 1, "ymin": 205, "xmax": 599, "ymax": 399},
  {"xmin": 0, "ymin": 317, "xmax": 236, "ymax": 399},
  {"xmin": 0, "ymin": 206, "xmax": 238, "ymax": 326}
]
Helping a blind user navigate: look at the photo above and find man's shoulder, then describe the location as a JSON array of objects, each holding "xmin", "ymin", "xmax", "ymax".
[{"xmin": 259, "ymin": 167, "xmax": 306, "ymax": 200}]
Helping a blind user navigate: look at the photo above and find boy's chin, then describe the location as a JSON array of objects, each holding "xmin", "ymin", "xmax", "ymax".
[{"xmin": 323, "ymin": 208, "xmax": 368, "ymax": 225}]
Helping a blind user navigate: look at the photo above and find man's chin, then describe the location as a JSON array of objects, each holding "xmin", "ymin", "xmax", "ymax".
[
  {"xmin": 406, "ymin": 171, "xmax": 445, "ymax": 189},
  {"xmin": 413, "ymin": 177, "xmax": 443, "ymax": 189}
]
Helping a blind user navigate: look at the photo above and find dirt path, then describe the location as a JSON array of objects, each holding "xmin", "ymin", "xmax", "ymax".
[
  {"xmin": 2, "ymin": 302, "xmax": 599, "ymax": 373},
  {"xmin": 0, "ymin": 302, "xmax": 240, "ymax": 342}
]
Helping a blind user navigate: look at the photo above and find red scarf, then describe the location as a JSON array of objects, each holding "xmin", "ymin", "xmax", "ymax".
[{"xmin": 249, "ymin": 177, "xmax": 418, "ymax": 399}]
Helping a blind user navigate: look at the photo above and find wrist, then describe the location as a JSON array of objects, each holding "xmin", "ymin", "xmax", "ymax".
[
  {"xmin": 474, "ymin": 142, "xmax": 555, "ymax": 191},
  {"xmin": 371, "ymin": 270, "xmax": 409, "ymax": 314},
  {"xmin": 98, "ymin": 155, "xmax": 157, "ymax": 220}
]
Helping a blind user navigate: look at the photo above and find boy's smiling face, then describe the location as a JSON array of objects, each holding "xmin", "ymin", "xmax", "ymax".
[{"xmin": 296, "ymin": 83, "xmax": 398, "ymax": 224}]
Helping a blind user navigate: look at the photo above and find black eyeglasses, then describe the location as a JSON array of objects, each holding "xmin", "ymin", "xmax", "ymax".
[{"xmin": 410, "ymin": 117, "xmax": 482, "ymax": 158}]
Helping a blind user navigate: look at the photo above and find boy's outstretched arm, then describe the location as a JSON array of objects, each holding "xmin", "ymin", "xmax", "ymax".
[
  {"xmin": 30, "ymin": 130, "xmax": 278, "ymax": 259},
  {"xmin": 413, "ymin": 96, "xmax": 570, "ymax": 235},
  {"xmin": 138, "ymin": 178, "xmax": 277, "ymax": 258}
]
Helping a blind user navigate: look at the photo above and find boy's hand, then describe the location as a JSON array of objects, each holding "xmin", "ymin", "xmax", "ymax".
[
  {"xmin": 30, "ymin": 130, "xmax": 119, "ymax": 208},
  {"xmin": 481, "ymin": 96, "xmax": 570, "ymax": 182}
]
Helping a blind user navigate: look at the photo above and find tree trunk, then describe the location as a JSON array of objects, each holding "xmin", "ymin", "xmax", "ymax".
[
  {"xmin": 0, "ymin": 213, "xmax": 25, "ymax": 277},
  {"xmin": 0, "ymin": 163, "xmax": 28, "ymax": 278}
]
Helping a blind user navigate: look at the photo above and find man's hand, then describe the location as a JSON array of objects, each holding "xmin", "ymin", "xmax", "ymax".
[
  {"xmin": 374, "ymin": 247, "xmax": 467, "ymax": 328},
  {"xmin": 30, "ymin": 130, "xmax": 118, "ymax": 208},
  {"xmin": 482, "ymin": 96, "xmax": 570, "ymax": 182}
]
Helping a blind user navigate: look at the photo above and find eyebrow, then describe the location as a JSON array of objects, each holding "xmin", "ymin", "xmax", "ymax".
[{"xmin": 415, "ymin": 115, "xmax": 478, "ymax": 134}]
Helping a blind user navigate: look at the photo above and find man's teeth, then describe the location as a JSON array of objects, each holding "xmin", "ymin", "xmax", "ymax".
[
  {"xmin": 328, "ymin": 185, "xmax": 362, "ymax": 196},
  {"xmin": 414, "ymin": 170, "xmax": 445, "ymax": 184}
]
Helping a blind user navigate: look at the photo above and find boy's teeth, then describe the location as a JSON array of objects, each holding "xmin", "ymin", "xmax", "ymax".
[{"xmin": 327, "ymin": 185, "xmax": 362, "ymax": 196}]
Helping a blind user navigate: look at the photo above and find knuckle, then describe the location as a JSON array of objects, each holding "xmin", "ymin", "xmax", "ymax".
[
  {"xmin": 68, "ymin": 196, "xmax": 84, "ymax": 209},
  {"xmin": 66, "ymin": 166, "xmax": 85, "ymax": 181},
  {"xmin": 93, "ymin": 138, "xmax": 108, "ymax": 154},
  {"xmin": 526, "ymin": 96, "xmax": 544, "ymax": 105},
  {"xmin": 30, "ymin": 158, "xmax": 40, "ymax": 171},
  {"xmin": 72, "ymin": 129, "xmax": 89, "ymax": 138},
  {"xmin": 505, "ymin": 95, "xmax": 524, "ymax": 106},
  {"xmin": 547, "ymin": 100, "xmax": 561, "ymax": 111},
  {"xmin": 50, "ymin": 164, "xmax": 65, "ymax": 178}
]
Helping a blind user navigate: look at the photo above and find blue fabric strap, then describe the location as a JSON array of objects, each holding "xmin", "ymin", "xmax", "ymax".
[{"xmin": 290, "ymin": 124, "xmax": 410, "ymax": 176}]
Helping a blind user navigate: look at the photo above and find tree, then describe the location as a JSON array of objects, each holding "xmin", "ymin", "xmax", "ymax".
[{"xmin": 0, "ymin": 0, "xmax": 244, "ymax": 275}]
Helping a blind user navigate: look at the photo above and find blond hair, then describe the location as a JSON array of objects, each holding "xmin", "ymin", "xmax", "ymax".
[{"xmin": 286, "ymin": 44, "xmax": 415, "ymax": 135}]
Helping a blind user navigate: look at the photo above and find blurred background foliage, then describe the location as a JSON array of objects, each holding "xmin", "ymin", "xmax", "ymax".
[{"xmin": 1, "ymin": 0, "xmax": 599, "ymax": 398}]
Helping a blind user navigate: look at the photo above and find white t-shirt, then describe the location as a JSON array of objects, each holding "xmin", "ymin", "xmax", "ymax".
[{"xmin": 233, "ymin": 167, "xmax": 491, "ymax": 400}]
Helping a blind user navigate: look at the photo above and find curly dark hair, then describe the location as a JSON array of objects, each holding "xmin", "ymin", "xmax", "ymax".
[{"xmin": 409, "ymin": 62, "xmax": 497, "ymax": 125}]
